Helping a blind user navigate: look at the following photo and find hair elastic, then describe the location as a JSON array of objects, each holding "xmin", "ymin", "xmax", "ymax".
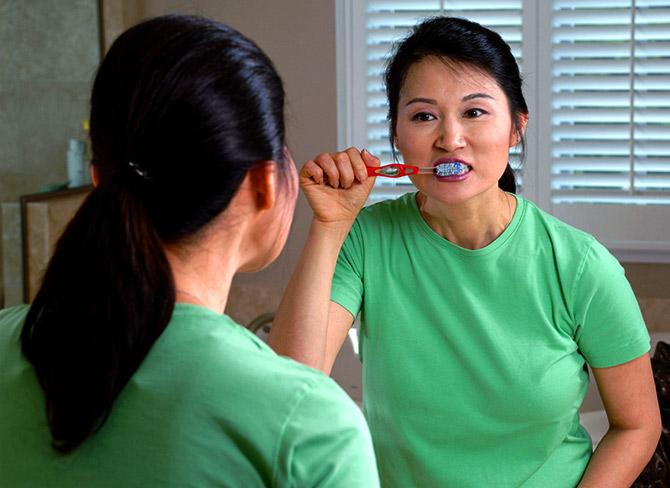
[{"xmin": 128, "ymin": 161, "xmax": 148, "ymax": 179}]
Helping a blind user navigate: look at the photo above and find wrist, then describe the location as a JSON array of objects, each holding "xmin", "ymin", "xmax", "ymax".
[{"xmin": 310, "ymin": 218, "xmax": 353, "ymax": 243}]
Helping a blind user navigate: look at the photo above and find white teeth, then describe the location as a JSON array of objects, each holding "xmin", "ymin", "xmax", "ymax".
[{"xmin": 435, "ymin": 162, "xmax": 470, "ymax": 177}]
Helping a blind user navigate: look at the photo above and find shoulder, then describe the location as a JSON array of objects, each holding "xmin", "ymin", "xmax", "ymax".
[
  {"xmin": 0, "ymin": 305, "xmax": 30, "ymax": 341},
  {"xmin": 520, "ymin": 197, "xmax": 596, "ymax": 249},
  {"xmin": 0, "ymin": 305, "xmax": 30, "ymax": 368},
  {"xmin": 515, "ymin": 197, "xmax": 628, "ymax": 290},
  {"xmin": 517, "ymin": 197, "xmax": 610, "ymax": 268},
  {"xmin": 0, "ymin": 305, "xmax": 30, "ymax": 327},
  {"xmin": 247, "ymin": 350, "xmax": 361, "ymax": 418},
  {"xmin": 284, "ymin": 372, "xmax": 365, "ymax": 426},
  {"xmin": 279, "ymin": 372, "xmax": 370, "ymax": 458},
  {"xmin": 518, "ymin": 200, "xmax": 632, "ymax": 295},
  {"xmin": 165, "ymin": 305, "xmax": 357, "ymax": 408},
  {"xmin": 274, "ymin": 373, "xmax": 377, "ymax": 486}
]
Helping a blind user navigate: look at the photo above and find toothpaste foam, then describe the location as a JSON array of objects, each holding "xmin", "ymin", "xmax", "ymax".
[{"xmin": 435, "ymin": 162, "xmax": 469, "ymax": 177}]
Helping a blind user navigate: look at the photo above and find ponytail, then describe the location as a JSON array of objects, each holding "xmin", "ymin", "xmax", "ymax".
[
  {"xmin": 21, "ymin": 173, "xmax": 175, "ymax": 453},
  {"xmin": 498, "ymin": 163, "xmax": 517, "ymax": 194}
]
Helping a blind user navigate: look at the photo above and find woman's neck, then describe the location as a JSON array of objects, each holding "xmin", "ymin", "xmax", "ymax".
[
  {"xmin": 416, "ymin": 188, "xmax": 515, "ymax": 250},
  {"xmin": 164, "ymin": 229, "xmax": 243, "ymax": 314}
]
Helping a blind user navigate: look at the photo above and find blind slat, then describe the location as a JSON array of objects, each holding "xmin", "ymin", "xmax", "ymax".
[
  {"xmin": 553, "ymin": 108, "xmax": 669, "ymax": 124},
  {"xmin": 553, "ymin": 92, "xmax": 670, "ymax": 108},
  {"xmin": 553, "ymin": 157, "xmax": 670, "ymax": 172}
]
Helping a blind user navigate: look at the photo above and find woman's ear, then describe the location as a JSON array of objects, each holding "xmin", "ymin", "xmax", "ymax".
[
  {"xmin": 247, "ymin": 161, "xmax": 278, "ymax": 210},
  {"xmin": 510, "ymin": 113, "xmax": 529, "ymax": 147}
]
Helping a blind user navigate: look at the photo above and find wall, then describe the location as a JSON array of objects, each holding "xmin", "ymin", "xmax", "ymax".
[
  {"xmin": 0, "ymin": 0, "xmax": 99, "ymax": 200},
  {"xmin": 624, "ymin": 263, "xmax": 670, "ymax": 332},
  {"xmin": 0, "ymin": 0, "xmax": 99, "ymax": 305}
]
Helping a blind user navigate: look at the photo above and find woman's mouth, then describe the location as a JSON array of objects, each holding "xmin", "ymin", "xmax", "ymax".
[{"xmin": 433, "ymin": 160, "xmax": 472, "ymax": 180}]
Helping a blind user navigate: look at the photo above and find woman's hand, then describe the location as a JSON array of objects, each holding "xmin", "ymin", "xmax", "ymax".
[{"xmin": 300, "ymin": 148, "xmax": 379, "ymax": 226}]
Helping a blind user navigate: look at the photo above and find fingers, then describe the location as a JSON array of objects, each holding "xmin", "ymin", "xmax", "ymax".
[
  {"xmin": 344, "ymin": 147, "xmax": 368, "ymax": 185},
  {"xmin": 301, "ymin": 160, "xmax": 325, "ymax": 185},
  {"xmin": 302, "ymin": 148, "xmax": 379, "ymax": 189},
  {"xmin": 361, "ymin": 149, "xmax": 380, "ymax": 169}
]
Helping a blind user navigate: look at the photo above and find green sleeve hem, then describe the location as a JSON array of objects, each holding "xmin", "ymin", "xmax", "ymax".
[
  {"xmin": 330, "ymin": 293, "xmax": 360, "ymax": 320},
  {"xmin": 587, "ymin": 339, "xmax": 651, "ymax": 369}
]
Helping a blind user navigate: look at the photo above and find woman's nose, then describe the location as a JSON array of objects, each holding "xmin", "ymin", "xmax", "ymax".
[{"xmin": 435, "ymin": 119, "xmax": 465, "ymax": 152}]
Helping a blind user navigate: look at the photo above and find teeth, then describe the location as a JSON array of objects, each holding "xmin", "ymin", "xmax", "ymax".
[{"xmin": 435, "ymin": 162, "xmax": 470, "ymax": 177}]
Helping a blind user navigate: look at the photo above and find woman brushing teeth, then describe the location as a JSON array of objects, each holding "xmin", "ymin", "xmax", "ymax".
[{"xmin": 271, "ymin": 16, "xmax": 659, "ymax": 487}]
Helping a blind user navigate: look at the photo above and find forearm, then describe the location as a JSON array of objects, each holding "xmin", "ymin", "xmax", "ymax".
[
  {"xmin": 578, "ymin": 426, "xmax": 660, "ymax": 487},
  {"xmin": 268, "ymin": 219, "xmax": 351, "ymax": 371}
]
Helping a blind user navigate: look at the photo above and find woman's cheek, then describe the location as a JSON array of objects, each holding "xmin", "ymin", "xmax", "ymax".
[{"xmin": 397, "ymin": 131, "xmax": 430, "ymax": 160}]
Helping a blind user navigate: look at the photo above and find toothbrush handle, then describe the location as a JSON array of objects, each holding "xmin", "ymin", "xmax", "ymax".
[{"xmin": 367, "ymin": 163, "xmax": 419, "ymax": 178}]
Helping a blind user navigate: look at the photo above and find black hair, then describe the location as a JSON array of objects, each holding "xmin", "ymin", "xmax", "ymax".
[
  {"xmin": 20, "ymin": 14, "xmax": 287, "ymax": 453},
  {"xmin": 385, "ymin": 17, "xmax": 528, "ymax": 193}
]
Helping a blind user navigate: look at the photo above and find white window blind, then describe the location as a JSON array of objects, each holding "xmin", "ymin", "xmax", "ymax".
[
  {"xmin": 364, "ymin": 0, "xmax": 523, "ymax": 198},
  {"xmin": 551, "ymin": 0, "xmax": 670, "ymax": 205},
  {"xmin": 339, "ymin": 0, "xmax": 670, "ymax": 257}
]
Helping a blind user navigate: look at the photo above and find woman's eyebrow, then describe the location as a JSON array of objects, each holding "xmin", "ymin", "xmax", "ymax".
[
  {"xmin": 405, "ymin": 97, "xmax": 437, "ymax": 106},
  {"xmin": 405, "ymin": 93, "xmax": 495, "ymax": 106},
  {"xmin": 462, "ymin": 92, "xmax": 494, "ymax": 101}
]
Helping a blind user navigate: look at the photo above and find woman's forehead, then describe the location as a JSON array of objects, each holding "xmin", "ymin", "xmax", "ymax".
[{"xmin": 400, "ymin": 56, "xmax": 501, "ymax": 100}]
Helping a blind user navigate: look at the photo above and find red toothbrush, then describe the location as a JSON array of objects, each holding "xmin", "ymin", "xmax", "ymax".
[{"xmin": 366, "ymin": 163, "xmax": 434, "ymax": 178}]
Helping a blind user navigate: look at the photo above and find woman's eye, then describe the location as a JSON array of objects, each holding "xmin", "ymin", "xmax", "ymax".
[
  {"xmin": 464, "ymin": 108, "xmax": 486, "ymax": 118},
  {"xmin": 412, "ymin": 112, "xmax": 436, "ymax": 122}
]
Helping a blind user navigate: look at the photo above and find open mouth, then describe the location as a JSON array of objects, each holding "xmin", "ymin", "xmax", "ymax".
[{"xmin": 434, "ymin": 161, "xmax": 472, "ymax": 177}]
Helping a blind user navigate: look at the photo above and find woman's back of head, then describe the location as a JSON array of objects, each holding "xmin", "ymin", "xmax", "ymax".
[
  {"xmin": 92, "ymin": 14, "xmax": 286, "ymax": 240},
  {"xmin": 21, "ymin": 14, "xmax": 288, "ymax": 453}
]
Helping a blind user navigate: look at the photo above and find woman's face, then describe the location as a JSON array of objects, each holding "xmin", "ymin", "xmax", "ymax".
[{"xmin": 395, "ymin": 56, "xmax": 523, "ymax": 204}]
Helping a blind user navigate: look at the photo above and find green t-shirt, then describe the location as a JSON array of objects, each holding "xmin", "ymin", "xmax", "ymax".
[
  {"xmin": 0, "ymin": 303, "xmax": 379, "ymax": 487},
  {"xmin": 331, "ymin": 192, "xmax": 649, "ymax": 487}
]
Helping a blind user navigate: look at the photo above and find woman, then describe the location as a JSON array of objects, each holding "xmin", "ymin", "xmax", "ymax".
[
  {"xmin": 269, "ymin": 17, "xmax": 660, "ymax": 487},
  {"xmin": 0, "ymin": 15, "xmax": 379, "ymax": 487}
]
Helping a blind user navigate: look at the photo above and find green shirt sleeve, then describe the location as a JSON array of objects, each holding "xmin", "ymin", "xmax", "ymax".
[
  {"xmin": 572, "ymin": 239, "xmax": 650, "ymax": 368},
  {"xmin": 331, "ymin": 219, "xmax": 365, "ymax": 318},
  {"xmin": 274, "ymin": 376, "xmax": 379, "ymax": 487}
]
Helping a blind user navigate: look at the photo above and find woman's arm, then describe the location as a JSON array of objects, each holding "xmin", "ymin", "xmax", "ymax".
[
  {"xmin": 578, "ymin": 353, "xmax": 661, "ymax": 487},
  {"xmin": 268, "ymin": 148, "xmax": 379, "ymax": 373},
  {"xmin": 269, "ymin": 219, "xmax": 355, "ymax": 372}
]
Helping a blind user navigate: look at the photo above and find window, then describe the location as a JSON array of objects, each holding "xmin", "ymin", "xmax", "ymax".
[
  {"xmin": 337, "ymin": 0, "xmax": 670, "ymax": 260},
  {"xmin": 540, "ymin": 0, "xmax": 670, "ymax": 260}
]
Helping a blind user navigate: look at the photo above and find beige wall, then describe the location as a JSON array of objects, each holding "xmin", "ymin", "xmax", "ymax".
[
  {"xmin": 0, "ymin": 0, "xmax": 99, "ymax": 201},
  {"xmin": 0, "ymin": 0, "xmax": 99, "ymax": 305},
  {"xmin": 624, "ymin": 263, "xmax": 670, "ymax": 331}
]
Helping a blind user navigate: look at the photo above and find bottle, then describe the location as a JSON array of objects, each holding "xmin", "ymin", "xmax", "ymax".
[
  {"xmin": 81, "ymin": 119, "xmax": 92, "ymax": 185},
  {"xmin": 67, "ymin": 138, "xmax": 87, "ymax": 187}
]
